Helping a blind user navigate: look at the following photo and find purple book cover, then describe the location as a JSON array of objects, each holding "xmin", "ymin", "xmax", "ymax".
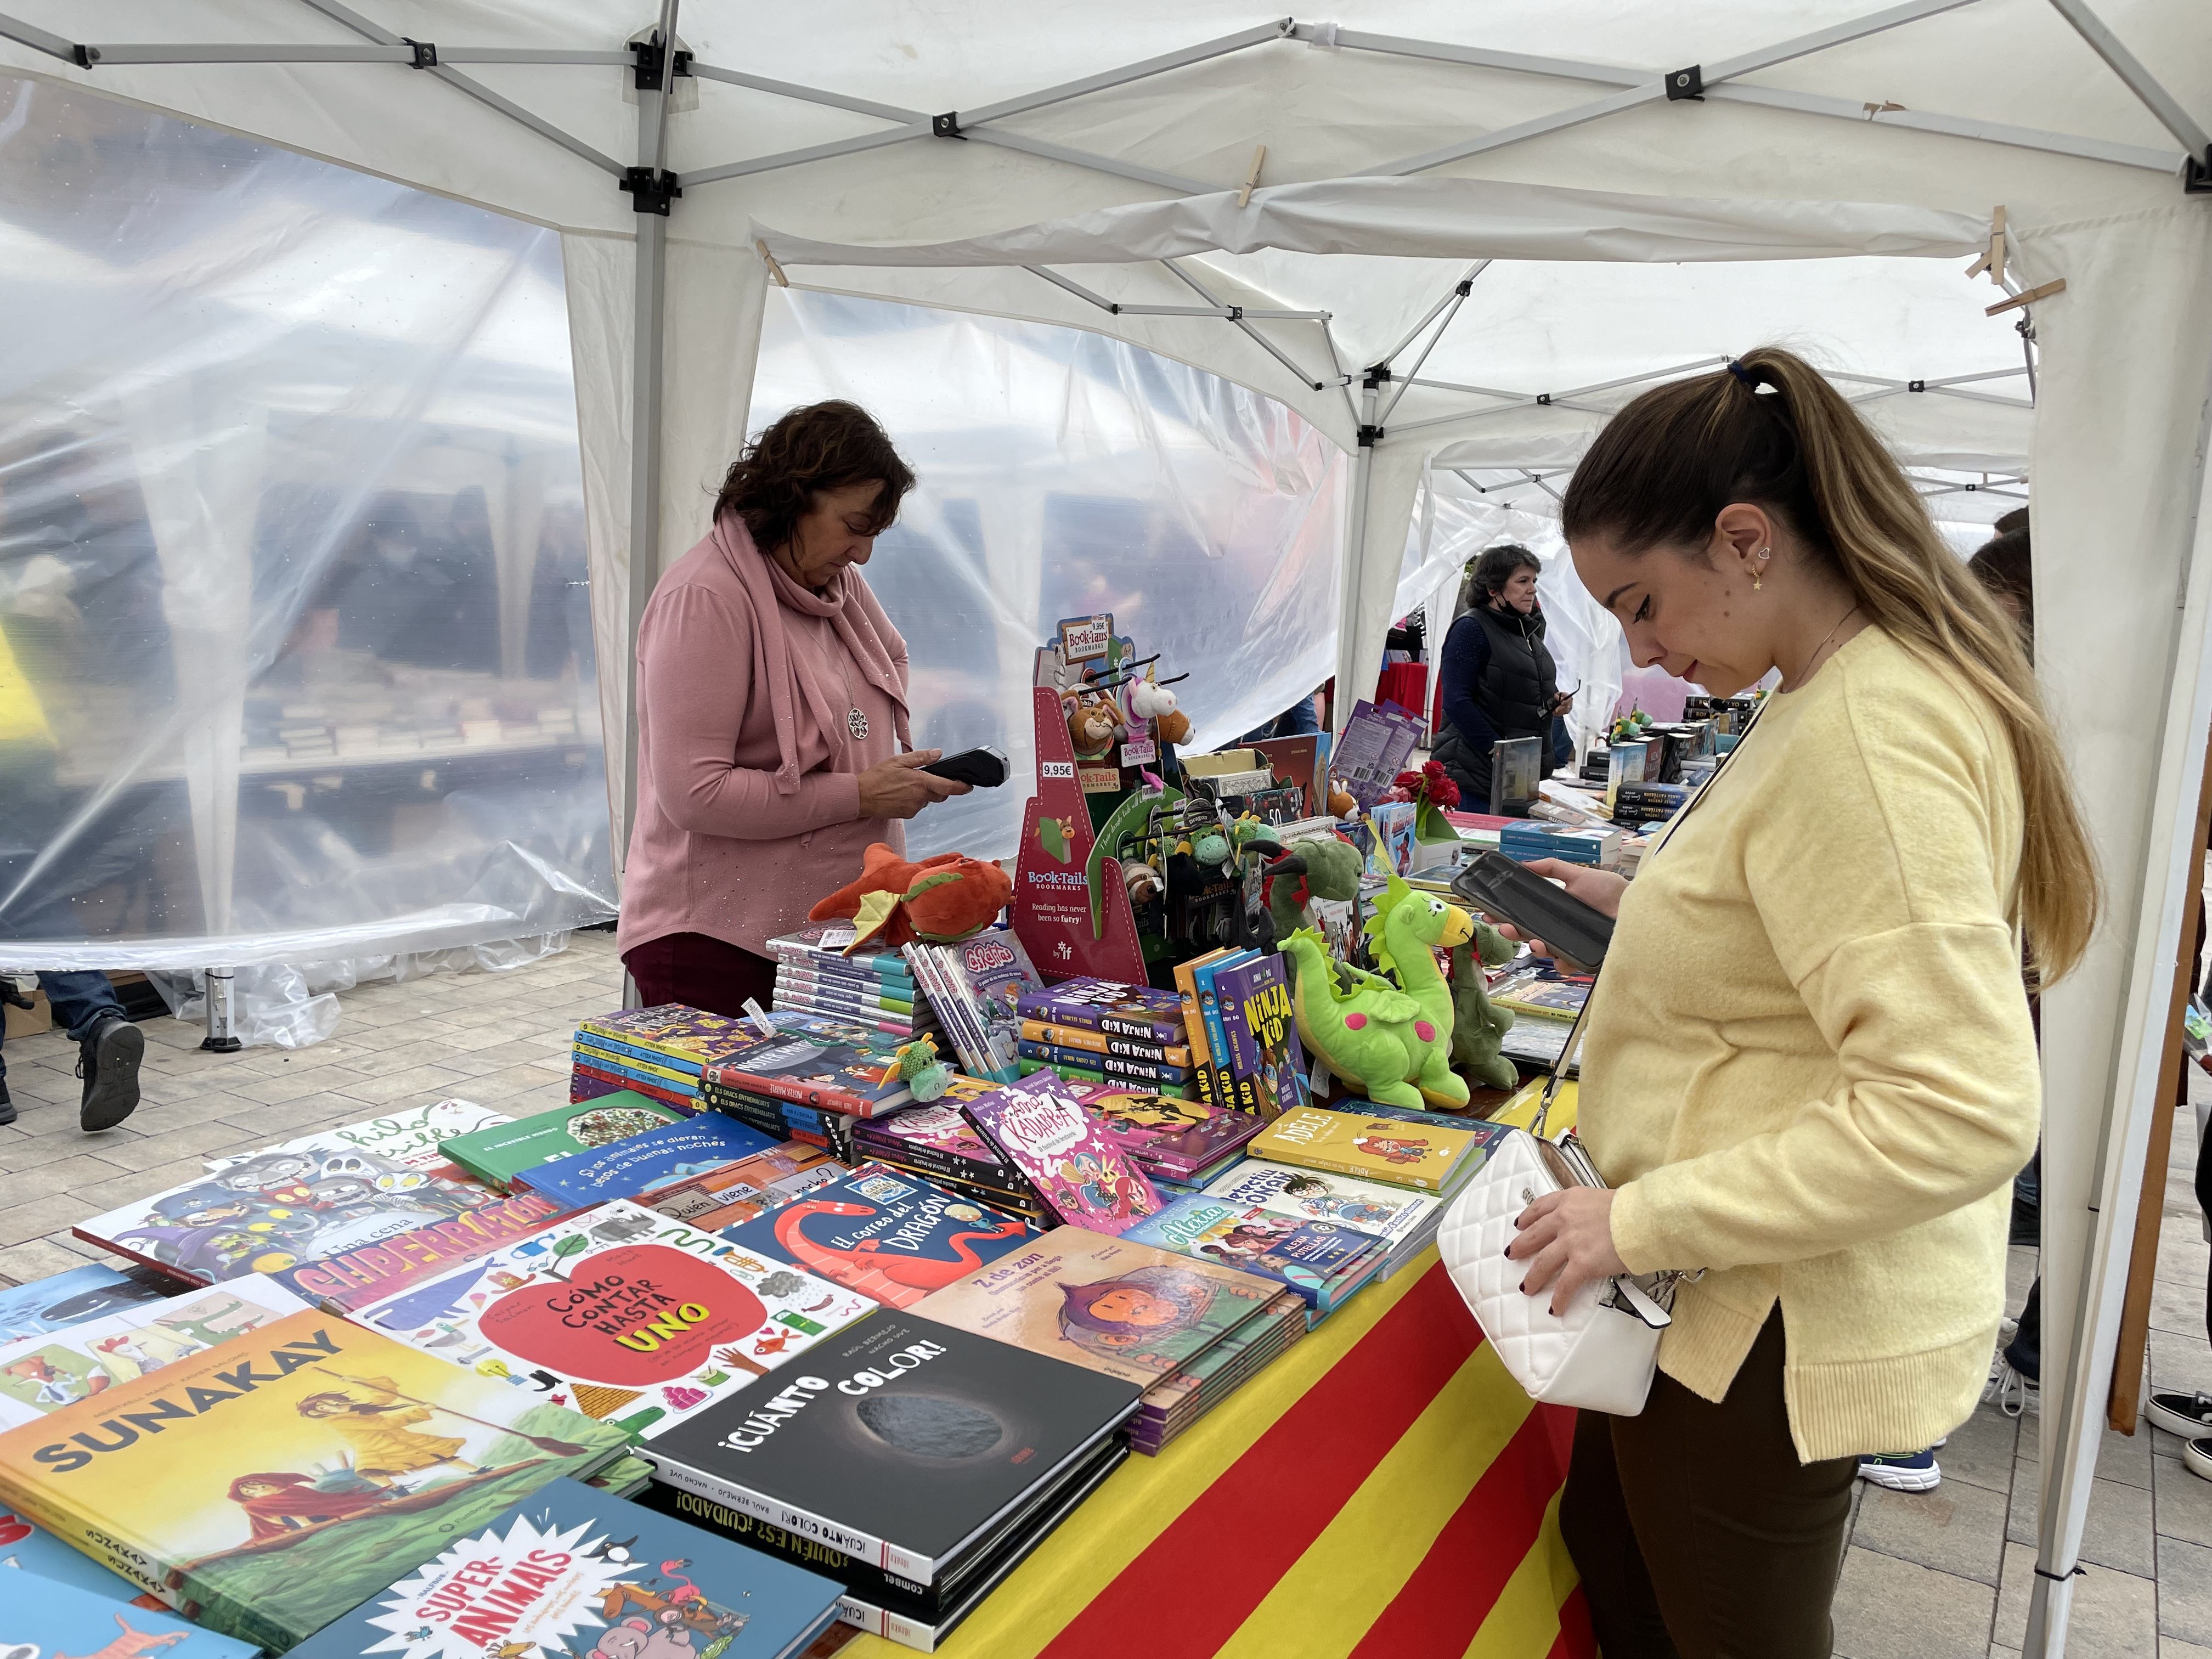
[
  {"xmin": 965, "ymin": 1074, "xmax": 1166, "ymax": 1235},
  {"xmin": 1080, "ymin": 1087, "xmax": 1263, "ymax": 1179},
  {"xmin": 1214, "ymin": 954, "xmax": 1310, "ymax": 1117},
  {"xmin": 1015, "ymin": 977, "xmax": 1188, "ymax": 1045}
]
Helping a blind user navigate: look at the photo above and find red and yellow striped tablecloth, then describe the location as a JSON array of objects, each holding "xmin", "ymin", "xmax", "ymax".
[{"xmin": 847, "ymin": 1249, "xmax": 1595, "ymax": 1659}]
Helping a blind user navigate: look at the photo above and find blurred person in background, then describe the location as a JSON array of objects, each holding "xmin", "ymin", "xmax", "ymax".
[{"xmin": 1434, "ymin": 543, "xmax": 1575, "ymax": 812}]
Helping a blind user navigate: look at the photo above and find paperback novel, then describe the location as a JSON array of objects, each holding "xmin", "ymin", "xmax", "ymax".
[
  {"xmin": 715, "ymin": 1166, "xmax": 1036, "ymax": 1310},
  {"xmin": 575, "ymin": 1003, "xmax": 771, "ymax": 1068},
  {"xmin": 284, "ymin": 1476, "xmax": 845, "ymax": 1659},
  {"xmin": 962, "ymin": 1075, "xmax": 1164, "ymax": 1235},
  {"xmin": 1014, "ymin": 1040, "xmax": 1192, "ymax": 1087},
  {"xmin": 1013, "ymin": 978, "xmax": 1188, "ymax": 1046},
  {"xmin": 1078, "ymin": 1088, "xmax": 1261, "ymax": 1180},
  {"xmin": 516, "ymin": 1114, "xmax": 780, "ymax": 1210},
  {"xmin": 442, "ymin": 1096, "xmax": 689, "ymax": 1191},
  {"xmin": 909, "ymin": 931, "xmax": 1043, "ymax": 1084},
  {"xmin": 1016, "ymin": 1019, "xmax": 1193, "ymax": 1067},
  {"xmin": 848, "ymin": 1087, "xmax": 1023, "ymax": 1193},
  {"xmin": 644, "ymin": 1312, "xmax": 1141, "ymax": 1586},
  {"xmin": 0, "ymin": 1309, "xmax": 629, "ymax": 1651},
  {"xmin": 1214, "ymin": 952, "xmax": 1310, "ymax": 1116},
  {"xmin": 352, "ymin": 1200, "xmax": 874, "ymax": 1442},
  {"xmin": 911, "ymin": 1226, "xmax": 1279, "ymax": 1387}
]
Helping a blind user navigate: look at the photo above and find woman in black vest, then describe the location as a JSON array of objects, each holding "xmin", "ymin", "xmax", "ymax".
[{"xmin": 1434, "ymin": 544, "xmax": 1570, "ymax": 814}]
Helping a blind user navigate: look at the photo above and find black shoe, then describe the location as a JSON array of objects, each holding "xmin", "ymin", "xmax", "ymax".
[
  {"xmin": 77, "ymin": 1015, "xmax": 143, "ymax": 1132},
  {"xmin": 0, "ymin": 1081, "xmax": 14, "ymax": 1128}
]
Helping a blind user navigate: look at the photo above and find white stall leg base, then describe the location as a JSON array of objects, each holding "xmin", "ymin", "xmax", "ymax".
[{"xmin": 199, "ymin": 964, "xmax": 241, "ymax": 1054}]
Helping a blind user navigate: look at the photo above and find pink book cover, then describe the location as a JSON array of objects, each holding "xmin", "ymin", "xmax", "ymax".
[{"xmin": 964, "ymin": 1074, "xmax": 1166, "ymax": 1235}]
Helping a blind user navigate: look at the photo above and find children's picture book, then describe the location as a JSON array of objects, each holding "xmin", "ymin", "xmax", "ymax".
[
  {"xmin": 75, "ymin": 1144, "xmax": 540, "ymax": 1288},
  {"xmin": 701, "ymin": 1029, "xmax": 915, "ymax": 1119},
  {"xmin": 0, "ymin": 1262, "xmax": 173, "ymax": 1343},
  {"xmin": 1119, "ymin": 1196, "xmax": 1385, "ymax": 1312},
  {"xmin": 1013, "ymin": 978, "xmax": 1187, "ymax": 1046},
  {"xmin": 284, "ymin": 1476, "xmax": 846, "ymax": 1659},
  {"xmin": 352, "ymin": 1201, "xmax": 874, "ymax": 1443},
  {"xmin": 1213, "ymin": 952, "xmax": 1310, "ymax": 1116},
  {"xmin": 911, "ymin": 1226, "xmax": 1279, "ymax": 1387},
  {"xmin": 911, "ymin": 931, "xmax": 1043, "ymax": 1083},
  {"xmin": 269, "ymin": 1189, "xmax": 567, "ymax": 1315},
  {"xmin": 642, "ymin": 1140, "xmax": 843, "ymax": 1229},
  {"xmin": 0, "ymin": 1570, "xmax": 259, "ymax": 1659},
  {"xmin": 645, "ymin": 1311, "xmax": 1142, "ymax": 1586},
  {"xmin": 1078, "ymin": 1088, "xmax": 1262, "ymax": 1180},
  {"xmin": 963, "ymin": 1075, "xmax": 1164, "ymax": 1235},
  {"xmin": 1203, "ymin": 1158, "xmax": 1441, "ymax": 1248},
  {"xmin": 849, "ymin": 1084, "xmax": 1020, "ymax": 1186},
  {"xmin": 1249, "ymin": 1106, "xmax": 1504, "ymax": 1192},
  {"xmin": 203, "ymin": 1101, "xmax": 509, "ymax": 1177},
  {"xmin": 442, "ymin": 1095, "xmax": 689, "ymax": 1190},
  {"xmin": 516, "ymin": 1114, "xmax": 780, "ymax": 1210},
  {"xmin": 0, "ymin": 1274, "xmax": 315, "ymax": 1427},
  {"xmin": 1486, "ymin": 966, "xmax": 1591, "ymax": 1020},
  {"xmin": 0, "ymin": 1502, "xmax": 169, "ymax": 1605},
  {"xmin": 716, "ymin": 1166, "xmax": 1036, "ymax": 1311},
  {"xmin": 575, "ymin": 1004, "xmax": 770, "ymax": 1070},
  {"xmin": 0, "ymin": 1309, "xmax": 629, "ymax": 1651}
]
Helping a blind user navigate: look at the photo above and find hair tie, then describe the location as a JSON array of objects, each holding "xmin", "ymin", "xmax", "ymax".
[{"xmin": 1727, "ymin": 359, "xmax": 1759, "ymax": 387}]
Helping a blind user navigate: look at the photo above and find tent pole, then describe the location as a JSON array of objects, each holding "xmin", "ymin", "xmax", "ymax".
[
  {"xmin": 620, "ymin": 7, "xmax": 676, "ymax": 1009},
  {"xmin": 2025, "ymin": 343, "xmax": 2212, "ymax": 1659},
  {"xmin": 2044, "ymin": 0, "xmax": 2212, "ymax": 162},
  {"xmin": 1335, "ymin": 382, "xmax": 1379, "ymax": 736}
]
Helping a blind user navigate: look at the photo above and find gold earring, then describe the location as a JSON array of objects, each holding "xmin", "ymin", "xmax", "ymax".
[{"xmin": 1752, "ymin": 547, "xmax": 1771, "ymax": 591}]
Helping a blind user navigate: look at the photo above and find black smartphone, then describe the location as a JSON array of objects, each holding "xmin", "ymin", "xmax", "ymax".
[
  {"xmin": 919, "ymin": 745, "xmax": 1009, "ymax": 788},
  {"xmin": 1452, "ymin": 849, "xmax": 1615, "ymax": 972}
]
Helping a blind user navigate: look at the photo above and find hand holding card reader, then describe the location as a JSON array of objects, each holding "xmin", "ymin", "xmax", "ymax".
[
  {"xmin": 918, "ymin": 745, "xmax": 1010, "ymax": 788},
  {"xmin": 1451, "ymin": 849, "xmax": 1615, "ymax": 973}
]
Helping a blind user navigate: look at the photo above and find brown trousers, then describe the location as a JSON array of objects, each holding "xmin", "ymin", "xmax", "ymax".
[{"xmin": 1559, "ymin": 1311, "xmax": 1855, "ymax": 1658}]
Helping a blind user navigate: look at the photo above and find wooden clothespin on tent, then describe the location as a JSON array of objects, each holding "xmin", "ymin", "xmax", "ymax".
[
  {"xmin": 1964, "ymin": 206, "xmax": 2007, "ymax": 286},
  {"xmin": 1987, "ymin": 278, "xmax": 2066, "ymax": 317},
  {"xmin": 1237, "ymin": 144, "xmax": 1267, "ymax": 209},
  {"xmin": 754, "ymin": 238, "xmax": 790, "ymax": 289}
]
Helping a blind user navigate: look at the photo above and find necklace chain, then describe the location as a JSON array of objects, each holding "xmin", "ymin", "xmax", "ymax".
[{"xmin": 1786, "ymin": 603, "xmax": 1860, "ymax": 692}]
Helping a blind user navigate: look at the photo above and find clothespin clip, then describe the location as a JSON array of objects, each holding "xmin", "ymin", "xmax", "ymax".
[
  {"xmin": 1987, "ymin": 278, "xmax": 2066, "ymax": 317},
  {"xmin": 1964, "ymin": 206, "xmax": 2006, "ymax": 286},
  {"xmin": 1862, "ymin": 100, "xmax": 1905, "ymax": 117},
  {"xmin": 754, "ymin": 238, "xmax": 790, "ymax": 288},
  {"xmin": 1238, "ymin": 144, "xmax": 1267, "ymax": 209}
]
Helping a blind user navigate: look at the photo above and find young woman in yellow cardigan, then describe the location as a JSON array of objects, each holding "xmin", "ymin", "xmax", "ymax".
[{"xmin": 1503, "ymin": 347, "xmax": 2096, "ymax": 1658}]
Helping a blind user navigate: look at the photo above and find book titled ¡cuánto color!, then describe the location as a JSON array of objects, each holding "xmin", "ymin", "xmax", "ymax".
[
  {"xmin": 0, "ymin": 1308, "xmax": 629, "ymax": 1652},
  {"xmin": 962, "ymin": 1075, "xmax": 1163, "ymax": 1235}
]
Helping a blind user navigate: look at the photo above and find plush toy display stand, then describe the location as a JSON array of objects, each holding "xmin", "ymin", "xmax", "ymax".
[{"xmin": 1011, "ymin": 685, "xmax": 1149, "ymax": 985}]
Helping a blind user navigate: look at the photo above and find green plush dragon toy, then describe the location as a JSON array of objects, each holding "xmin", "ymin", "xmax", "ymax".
[{"xmin": 1278, "ymin": 870, "xmax": 1480, "ymax": 1109}]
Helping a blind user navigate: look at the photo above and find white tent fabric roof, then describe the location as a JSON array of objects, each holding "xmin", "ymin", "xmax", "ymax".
[{"xmin": 4, "ymin": 9, "xmax": 2211, "ymax": 1658}]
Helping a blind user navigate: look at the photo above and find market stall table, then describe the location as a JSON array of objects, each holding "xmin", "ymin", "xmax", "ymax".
[{"xmin": 845, "ymin": 1250, "xmax": 1592, "ymax": 1659}]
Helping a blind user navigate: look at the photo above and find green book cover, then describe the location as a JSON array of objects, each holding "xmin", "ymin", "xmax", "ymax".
[{"xmin": 438, "ymin": 1092, "xmax": 683, "ymax": 1189}]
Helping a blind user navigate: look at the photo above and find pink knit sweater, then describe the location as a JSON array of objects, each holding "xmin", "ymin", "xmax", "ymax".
[{"xmin": 617, "ymin": 519, "xmax": 910, "ymax": 958}]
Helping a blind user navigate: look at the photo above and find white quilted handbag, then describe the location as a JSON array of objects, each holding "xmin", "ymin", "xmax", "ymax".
[{"xmin": 1437, "ymin": 1118, "xmax": 1675, "ymax": 1414}]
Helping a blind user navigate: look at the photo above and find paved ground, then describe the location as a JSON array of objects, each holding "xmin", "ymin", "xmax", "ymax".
[{"xmin": 2, "ymin": 925, "xmax": 2209, "ymax": 1657}]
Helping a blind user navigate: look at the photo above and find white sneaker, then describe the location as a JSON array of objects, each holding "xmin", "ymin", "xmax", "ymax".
[
  {"xmin": 1987, "ymin": 1357, "xmax": 2039, "ymax": 1418},
  {"xmin": 2146, "ymin": 1390, "xmax": 2212, "ymax": 1440},
  {"xmin": 2187, "ymin": 1437, "xmax": 2212, "ymax": 1483}
]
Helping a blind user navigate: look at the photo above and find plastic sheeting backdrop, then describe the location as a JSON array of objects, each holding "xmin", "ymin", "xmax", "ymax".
[
  {"xmin": 749, "ymin": 286, "xmax": 1348, "ymax": 861},
  {"xmin": 0, "ymin": 78, "xmax": 616, "ymax": 971}
]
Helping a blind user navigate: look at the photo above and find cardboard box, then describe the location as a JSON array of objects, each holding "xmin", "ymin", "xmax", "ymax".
[{"xmin": 3, "ymin": 985, "xmax": 52, "ymax": 1039}]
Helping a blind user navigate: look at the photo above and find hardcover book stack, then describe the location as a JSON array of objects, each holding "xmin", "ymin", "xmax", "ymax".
[
  {"xmin": 1248, "ymin": 1104, "xmax": 1506, "ymax": 1200},
  {"xmin": 642, "ymin": 1310, "xmax": 1142, "ymax": 1651},
  {"xmin": 698, "ymin": 1021, "xmax": 926, "ymax": 1153},
  {"xmin": 571, "ymin": 1003, "xmax": 772, "ymax": 1111},
  {"xmin": 1073, "ymin": 1082, "xmax": 1264, "ymax": 1194},
  {"xmin": 1120, "ymin": 1194, "xmax": 1391, "ymax": 1317},
  {"xmin": 963, "ymin": 1073, "xmax": 1167, "ymax": 1237},
  {"xmin": 768, "ymin": 923, "xmax": 940, "ymax": 1041},
  {"xmin": 1013, "ymin": 976, "xmax": 1199, "ymax": 1097},
  {"xmin": 1173, "ymin": 949, "xmax": 1312, "ymax": 1116},
  {"xmin": 849, "ymin": 1077, "xmax": 1048, "ymax": 1220},
  {"xmin": 914, "ymin": 1226, "xmax": 1304, "ymax": 1454},
  {"xmin": 1203, "ymin": 1157, "xmax": 1445, "ymax": 1280}
]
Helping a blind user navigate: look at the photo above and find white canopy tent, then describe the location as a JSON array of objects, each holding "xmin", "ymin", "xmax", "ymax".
[{"xmin": 2, "ymin": 5, "xmax": 2209, "ymax": 1653}]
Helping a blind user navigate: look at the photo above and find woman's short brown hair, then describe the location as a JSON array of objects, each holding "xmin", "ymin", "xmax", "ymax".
[{"xmin": 716, "ymin": 400, "xmax": 916, "ymax": 552}]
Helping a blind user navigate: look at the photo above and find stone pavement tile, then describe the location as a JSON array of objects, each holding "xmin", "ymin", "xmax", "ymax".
[
  {"xmin": 2163, "ymin": 1639, "xmax": 2212, "ymax": 1657},
  {"xmin": 2022, "ymin": 1416, "xmax": 2161, "ymax": 1490},
  {"xmin": 436, "ymin": 1037, "xmax": 549, "ymax": 1070},
  {"xmin": 0, "ymin": 1192, "xmax": 104, "ymax": 1248},
  {"xmin": 1994, "ymin": 1542, "xmax": 2158, "ymax": 1654},
  {"xmin": 19, "ymin": 1150, "xmax": 132, "ymax": 1194},
  {"xmin": 0, "ymin": 1236, "xmax": 104, "ymax": 1285},
  {"xmin": 90, "ymin": 1118, "xmax": 262, "ymax": 1175},
  {"xmin": 1991, "ymin": 1647, "xmax": 2021, "ymax": 1658},
  {"xmin": 2154, "ymin": 1330, "xmax": 2212, "ymax": 1397},
  {"xmin": 2155, "ymin": 1272, "xmax": 2210, "ymax": 1339},
  {"xmin": 1831, "ymin": 1545, "xmax": 1994, "ymax": 1659},
  {"xmin": 453, "ymin": 1064, "xmax": 566, "ymax": 1104},
  {"xmin": 0, "ymin": 1129, "xmax": 140, "ymax": 1175},
  {"xmin": 2164, "ymin": 1536, "xmax": 2212, "ymax": 1643},
  {"xmin": 1854, "ymin": 1475, "xmax": 2009, "ymax": 1585},
  {"xmin": 2, "ymin": 1102, "xmax": 86, "ymax": 1142},
  {"xmin": 331, "ymin": 1063, "xmax": 467, "ymax": 1107},
  {"xmin": 2156, "ymin": 1447, "xmax": 2212, "ymax": 1549},
  {"xmin": 1946, "ymin": 1404, "xmax": 2023, "ymax": 1493},
  {"xmin": 7, "ymin": 1066, "xmax": 81, "ymax": 1107},
  {"xmin": 2006, "ymin": 1466, "xmax": 2155, "ymax": 1576}
]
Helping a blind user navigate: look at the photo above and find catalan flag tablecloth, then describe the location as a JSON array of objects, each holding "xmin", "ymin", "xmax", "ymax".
[{"xmin": 846, "ymin": 1249, "xmax": 1595, "ymax": 1659}]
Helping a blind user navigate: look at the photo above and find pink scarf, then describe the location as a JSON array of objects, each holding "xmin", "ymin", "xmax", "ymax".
[{"xmin": 710, "ymin": 514, "xmax": 909, "ymax": 795}]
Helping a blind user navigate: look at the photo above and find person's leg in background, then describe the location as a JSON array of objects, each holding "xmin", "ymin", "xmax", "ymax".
[
  {"xmin": 1559, "ymin": 1406, "xmax": 1681, "ymax": 1658},
  {"xmin": 623, "ymin": 932, "xmax": 778, "ymax": 1022},
  {"xmin": 41, "ymin": 969, "xmax": 141, "ymax": 1132}
]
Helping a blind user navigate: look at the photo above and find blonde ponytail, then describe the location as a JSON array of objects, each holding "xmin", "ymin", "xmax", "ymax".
[{"xmin": 1561, "ymin": 347, "xmax": 2098, "ymax": 981}]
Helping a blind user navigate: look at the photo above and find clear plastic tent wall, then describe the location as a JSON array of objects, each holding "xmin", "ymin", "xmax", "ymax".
[
  {"xmin": 0, "ymin": 77, "xmax": 616, "ymax": 970},
  {"xmin": 747, "ymin": 285, "xmax": 1347, "ymax": 862}
]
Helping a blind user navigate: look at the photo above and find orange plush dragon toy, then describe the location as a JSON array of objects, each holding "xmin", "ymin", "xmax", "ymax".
[{"xmin": 809, "ymin": 843, "xmax": 1014, "ymax": 952}]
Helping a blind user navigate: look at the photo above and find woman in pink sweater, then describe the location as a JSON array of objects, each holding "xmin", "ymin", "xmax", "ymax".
[{"xmin": 618, "ymin": 401, "xmax": 969, "ymax": 1015}]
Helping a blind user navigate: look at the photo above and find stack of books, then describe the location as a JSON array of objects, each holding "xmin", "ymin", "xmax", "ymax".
[
  {"xmin": 1014, "ymin": 977, "xmax": 1199, "ymax": 1097},
  {"xmin": 915, "ymin": 1226, "xmax": 1303, "ymax": 1456},
  {"xmin": 638, "ymin": 1136, "xmax": 845, "ymax": 1228},
  {"xmin": 1487, "ymin": 964, "xmax": 1591, "ymax": 1021},
  {"xmin": 1173, "ymin": 949, "xmax": 1311, "ymax": 1115},
  {"xmin": 850, "ymin": 1079, "xmax": 1048, "ymax": 1220},
  {"xmin": 905, "ymin": 928, "xmax": 1043, "ymax": 1082},
  {"xmin": 1202, "ymin": 1158, "xmax": 1444, "ymax": 1280},
  {"xmin": 14, "ymin": 1573, "xmax": 257, "ymax": 1659},
  {"xmin": 1246, "ymin": 1104, "xmax": 1505, "ymax": 1201},
  {"xmin": 571, "ymin": 1003, "xmax": 770, "ymax": 1111},
  {"xmin": 698, "ymin": 1020, "xmax": 929, "ymax": 1158},
  {"xmin": 768, "ymin": 923, "xmax": 939, "ymax": 1041},
  {"xmin": 642, "ymin": 1310, "xmax": 1142, "ymax": 1651},
  {"xmin": 1498, "ymin": 820, "xmax": 1623, "ymax": 868},
  {"xmin": 964, "ymin": 1073, "xmax": 1167, "ymax": 1236},
  {"xmin": 1121, "ymin": 1193, "xmax": 1390, "ymax": 1317},
  {"xmin": 441, "ymin": 1091, "xmax": 686, "ymax": 1190},
  {"xmin": 1062, "ymin": 1081, "xmax": 1262, "ymax": 1193}
]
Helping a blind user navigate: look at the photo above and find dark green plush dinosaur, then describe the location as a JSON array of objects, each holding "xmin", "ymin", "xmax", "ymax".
[{"xmin": 1449, "ymin": 926, "xmax": 1522, "ymax": 1091}]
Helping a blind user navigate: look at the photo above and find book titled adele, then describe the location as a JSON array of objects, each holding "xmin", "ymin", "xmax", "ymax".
[{"xmin": 645, "ymin": 1311, "xmax": 1140, "ymax": 1585}]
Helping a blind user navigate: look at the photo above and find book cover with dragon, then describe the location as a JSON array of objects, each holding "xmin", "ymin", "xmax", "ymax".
[
  {"xmin": 715, "ymin": 1167, "xmax": 1036, "ymax": 1312},
  {"xmin": 0, "ymin": 1310, "xmax": 628, "ymax": 1651},
  {"xmin": 283, "ymin": 1476, "xmax": 844, "ymax": 1659},
  {"xmin": 351, "ymin": 1201, "xmax": 873, "ymax": 1442},
  {"xmin": 962, "ymin": 1075, "xmax": 1164, "ymax": 1235},
  {"xmin": 910, "ymin": 1226, "xmax": 1277, "ymax": 1387}
]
